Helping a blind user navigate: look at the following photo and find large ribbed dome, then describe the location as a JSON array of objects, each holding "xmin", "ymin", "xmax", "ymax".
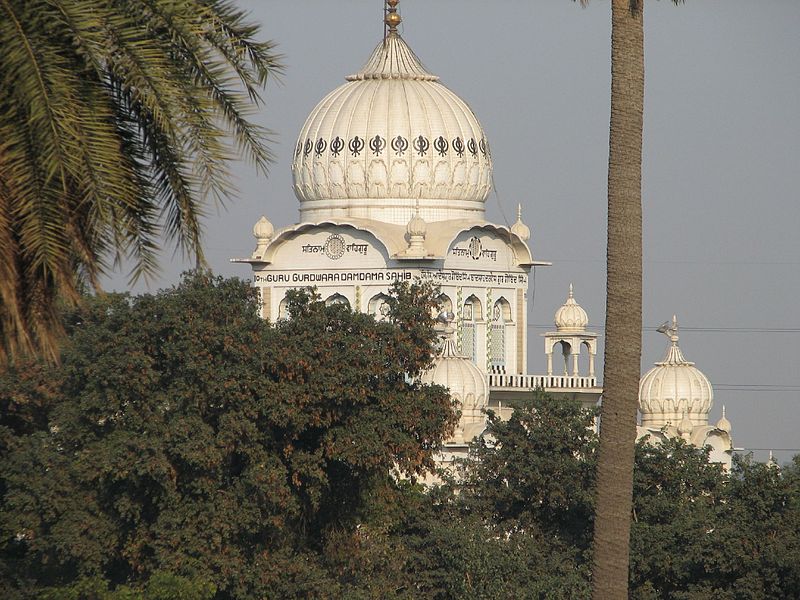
[
  {"xmin": 639, "ymin": 318, "xmax": 714, "ymax": 429},
  {"xmin": 292, "ymin": 27, "xmax": 493, "ymax": 225}
]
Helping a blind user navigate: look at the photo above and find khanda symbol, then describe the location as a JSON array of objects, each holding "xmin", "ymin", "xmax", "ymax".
[
  {"xmin": 391, "ymin": 135, "xmax": 408, "ymax": 155},
  {"xmin": 467, "ymin": 138, "xmax": 478, "ymax": 157},
  {"xmin": 434, "ymin": 136, "xmax": 448, "ymax": 156},
  {"xmin": 369, "ymin": 135, "xmax": 386, "ymax": 156},
  {"xmin": 330, "ymin": 136, "xmax": 344, "ymax": 157},
  {"xmin": 303, "ymin": 138, "xmax": 313, "ymax": 157},
  {"xmin": 413, "ymin": 135, "xmax": 430, "ymax": 156},
  {"xmin": 314, "ymin": 138, "xmax": 327, "ymax": 157},
  {"xmin": 452, "ymin": 137, "xmax": 465, "ymax": 157},
  {"xmin": 349, "ymin": 136, "xmax": 365, "ymax": 157},
  {"xmin": 479, "ymin": 138, "xmax": 488, "ymax": 157}
]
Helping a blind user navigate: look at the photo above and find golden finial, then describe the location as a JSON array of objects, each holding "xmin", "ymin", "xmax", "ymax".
[{"xmin": 385, "ymin": 0, "xmax": 401, "ymax": 32}]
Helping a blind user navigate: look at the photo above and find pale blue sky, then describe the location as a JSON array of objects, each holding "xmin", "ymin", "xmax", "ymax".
[{"xmin": 105, "ymin": 1, "xmax": 800, "ymax": 463}]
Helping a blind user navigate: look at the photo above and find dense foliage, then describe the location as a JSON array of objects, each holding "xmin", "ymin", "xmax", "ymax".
[
  {"xmin": 0, "ymin": 274, "xmax": 455, "ymax": 598},
  {"xmin": 1, "ymin": 275, "xmax": 799, "ymax": 598},
  {"xmin": 0, "ymin": 0, "xmax": 281, "ymax": 364}
]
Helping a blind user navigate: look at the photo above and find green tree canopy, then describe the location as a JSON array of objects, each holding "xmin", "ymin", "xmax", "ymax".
[
  {"xmin": 0, "ymin": 0, "xmax": 282, "ymax": 364},
  {"xmin": 3, "ymin": 278, "xmax": 799, "ymax": 598},
  {"xmin": 0, "ymin": 274, "xmax": 455, "ymax": 598}
]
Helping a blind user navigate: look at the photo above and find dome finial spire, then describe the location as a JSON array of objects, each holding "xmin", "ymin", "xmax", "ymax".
[
  {"xmin": 716, "ymin": 405, "xmax": 732, "ymax": 433},
  {"xmin": 656, "ymin": 315, "xmax": 680, "ymax": 345},
  {"xmin": 554, "ymin": 284, "xmax": 588, "ymax": 332},
  {"xmin": 510, "ymin": 203, "xmax": 531, "ymax": 241},
  {"xmin": 385, "ymin": 0, "xmax": 402, "ymax": 34}
]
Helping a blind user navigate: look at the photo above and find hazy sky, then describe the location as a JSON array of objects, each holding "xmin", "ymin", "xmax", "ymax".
[{"xmin": 104, "ymin": 1, "xmax": 800, "ymax": 463}]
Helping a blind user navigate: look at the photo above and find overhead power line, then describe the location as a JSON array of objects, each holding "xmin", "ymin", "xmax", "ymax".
[
  {"xmin": 712, "ymin": 390, "xmax": 800, "ymax": 394},
  {"xmin": 737, "ymin": 448, "xmax": 800, "ymax": 452},
  {"xmin": 527, "ymin": 324, "xmax": 800, "ymax": 333},
  {"xmin": 548, "ymin": 258, "xmax": 800, "ymax": 266}
]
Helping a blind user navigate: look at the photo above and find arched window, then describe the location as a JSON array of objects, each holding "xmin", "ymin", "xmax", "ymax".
[
  {"xmin": 556, "ymin": 340, "xmax": 572, "ymax": 376},
  {"xmin": 368, "ymin": 293, "xmax": 392, "ymax": 321},
  {"xmin": 490, "ymin": 297, "xmax": 511, "ymax": 371},
  {"xmin": 461, "ymin": 295, "xmax": 482, "ymax": 364},
  {"xmin": 435, "ymin": 293, "xmax": 453, "ymax": 318},
  {"xmin": 278, "ymin": 297, "xmax": 289, "ymax": 320},
  {"xmin": 325, "ymin": 293, "xmax": 351, "ymax": 309},
  {"xmin": 581, "ymin": 340, "xmax": 595, "ymax": 377}
]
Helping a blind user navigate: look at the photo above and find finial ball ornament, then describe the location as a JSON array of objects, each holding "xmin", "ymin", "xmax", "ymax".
[{"xmin": 385, "ymin": 12, "xmax": 401, "ymax": 28}]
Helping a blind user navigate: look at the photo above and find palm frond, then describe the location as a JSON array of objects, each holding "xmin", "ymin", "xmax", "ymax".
[{"xmin": 0, "ymin": 0, "xmax": 282, "ymax": 366}]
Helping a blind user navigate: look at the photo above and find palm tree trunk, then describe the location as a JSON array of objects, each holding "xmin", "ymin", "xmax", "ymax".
[{"xmin": 591, "ymin": 0, "xmax": 644, "ymax": 598}]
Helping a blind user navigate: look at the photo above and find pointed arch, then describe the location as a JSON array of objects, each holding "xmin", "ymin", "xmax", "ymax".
[
  {"xmin": 325, "ymin": 293, "xmax": 351, "ymax": 309},
  {"xmin": 435, "ymin": 292, "xmax": 453, "ymax": 316},
  {"xmin": 490, "ymin": 297, "xmax": 512, "ymax": 370},
  {"xmin": 460, "ymin": 294, "xmax": 482, "ymax": 364},
  {"xmin": 556, "ymin": 340, "xmax": 572, "ymax": 376},
  {"xmin": 368, "ymin": 292, "xmax": 392, "ymax": 321},
  {"xmin": 493, "ymin": 296, "xmax": 512, "ymax": 322},
  {"xmin": 278, "ymin": 296, "xmax": 290, "ymax": 320}
]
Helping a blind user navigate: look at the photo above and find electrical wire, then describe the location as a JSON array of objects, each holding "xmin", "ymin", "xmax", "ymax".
[{"xmin": 526, "ymin": 324, "xmax": 800, "ymax": 333}]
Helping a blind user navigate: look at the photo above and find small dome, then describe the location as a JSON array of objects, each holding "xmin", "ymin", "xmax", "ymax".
[
  {"xmin": 420, "ymin": 326, "xmax": 488, "ymax": 444},
  {"xmin": 639, "ymin": 317, "xmax": 713, "ymax": 429},
  {"xmin": 678, "ymin": 412, "xmax": 693, "ymax": 440},
  {"xmin": 292, "ymin": 25, "xmax": 492, "ymax": 225},
  {"xmin": 510, "ymin": 204, "xmax": 530, "ymax": 242},
  {"xmin": 767, "ymin": 451, "xmax": 780, "ymax": 470},
  {"xmin": 554, "ymin": 284, "xmax": 589, "ymax": 332},
  {"xmin": 406, "ymin": 205, "xmax": 427, "ymax": 238},
  {"xmin": 715, "ymin": 406, "xmax": 732, "ymax": 433},
  {"xmin": 252, "ymin": 216, "xmax": 274, "ymax": 259},
  {"xmin": 253, "ymin": 215, "xmax": 274, "ymax": 240}
]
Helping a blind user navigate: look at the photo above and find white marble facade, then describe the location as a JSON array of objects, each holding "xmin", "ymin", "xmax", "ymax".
[{"xmin": 236, "ymin": 3, "xmax": 730, "ymax": 464}]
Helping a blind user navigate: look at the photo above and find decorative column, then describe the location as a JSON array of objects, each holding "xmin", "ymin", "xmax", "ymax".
[
  {"xmin": 572, "ymin": 349, "xmax": 580, "ymax": 376},
  {"xmin": 485, "ymin": 288, "xmax": 493, "ymax": 372}
]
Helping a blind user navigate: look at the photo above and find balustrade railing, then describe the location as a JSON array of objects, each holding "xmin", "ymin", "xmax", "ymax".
[{"xmin": 488, "ymin": 373, "xmax": 598, "ymax": 390}]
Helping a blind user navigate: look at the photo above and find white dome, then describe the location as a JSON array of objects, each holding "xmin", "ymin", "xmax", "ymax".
[
  {"xmin": 510, "ymin": 204, "xmax": 531, "ymax": 241},
  {"xmin": 639, "ymin": 320, "xmax": 713, "ymax": 429},
  {"xmin": 253, "ymin": 215, "xmax": 274, "ymax": 240},
  {"xmin": 554, "ymin": 284, "xmax": 589, "ymax": 332},
  {"xmin": 715, "ymin": 406, "xmax": 732, "ymax": 433},
  {"xmin": 292, "ymin": 30, "xmax": 492, "ymax": 225},
  {"xmin": 420, "ymin": 330, "xmax": 488, "ymax": 444},
  {"xmin": 251, "ymin": 216, "xmax": 274, "ymax": 259}
]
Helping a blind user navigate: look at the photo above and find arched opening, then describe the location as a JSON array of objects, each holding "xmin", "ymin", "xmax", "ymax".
[
  {"xmin": 555, "ymin": 340, "xmax": 572, "ymax": 376},
  {"xmin": 581, "ymin": 340, "xmax": 593, "ymax": 378},
  {"xmin": 490, "ymin": 297, "xmax": 511, "ymax": 371},
  {"xmin": 325, "ymin": 293, "xmax": 351, "ymax": 309},
  {"xmin": 368, "ymin": 293, "xmax": 392, "ymax": 321},
  {"xmin": 278, "ymin": 297, "xmax": 289, "ymax": 320},
  {"xmin": 435, "ymin": 293, "xmax": 453, "ymax": 318},
  {"xmin": 461, "ymin": 295, "xmax": 482, "ymax": 364}
]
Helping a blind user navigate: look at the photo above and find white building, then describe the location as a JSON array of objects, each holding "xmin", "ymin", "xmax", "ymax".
[
  {"xmin": 637, "ymin": 317, "xmax": 734, "ymax": 469},
  {"xmin": 235, "ymin": 1, "xmax": 730, "ymax": 464}
]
